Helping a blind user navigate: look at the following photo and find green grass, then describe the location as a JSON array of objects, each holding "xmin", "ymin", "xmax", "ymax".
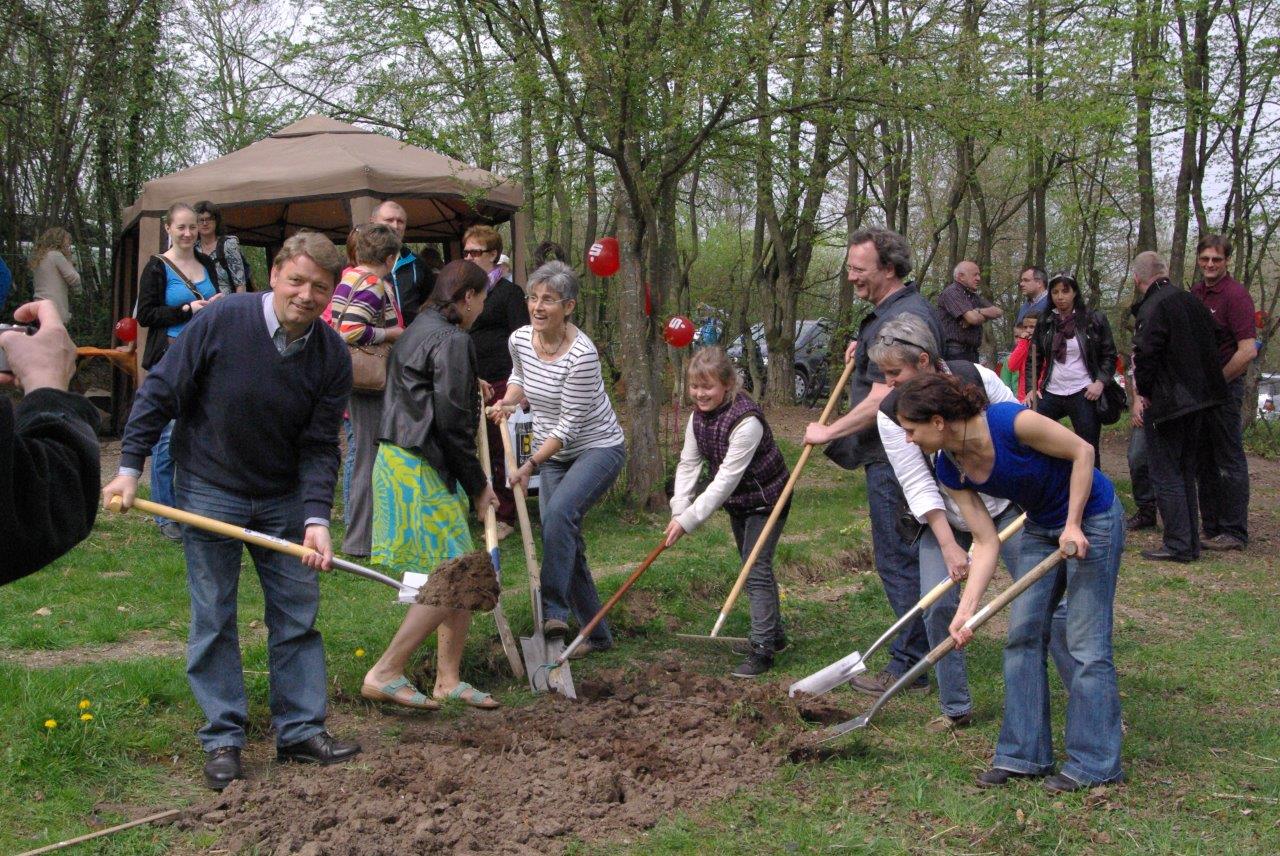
[{"xmin": 1, "ymin": 433, "xmax": 1277, "ymax": 853}]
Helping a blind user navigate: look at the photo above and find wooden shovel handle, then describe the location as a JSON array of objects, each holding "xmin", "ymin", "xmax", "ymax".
[
  {"xmin": 708, "ymin": 357, "xmax": 857, "ymax": 636},
  {"xmin": 108, "ymin": 496, "xmax": 312, "ymax": 560},
  {"xmin": 497, "ymin": 414, "xmax": 542, "ymax": 594},
  {"xmin": 576, "ymin": 541, "xmax": 666, "ymax": 644}
]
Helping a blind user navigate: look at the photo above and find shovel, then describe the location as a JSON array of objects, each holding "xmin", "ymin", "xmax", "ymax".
[
  {"xmin": 497, "ymin": 414, "xmax": 576, "ymax": 697},
  {"xmin": 107, "ymin": 497, "xmax": 419, "ymax": 599},
  {"xmin": 476, "ymin": 402, "xmax": 527, "ymax": 680},
  {"xmin": 676, "ymin": 357, "xmax": 857, "ymax": 648},
  {"xmin": 817, "ymin": 541, "xmax": 1077, "ymax": 743},
  {"xmin": 789, "ymin": 512, "xmax": 1026, "ymax": 698},
  {"xmin": 557, "ymin": 540, "xmax": 668, "ymax": 664}
]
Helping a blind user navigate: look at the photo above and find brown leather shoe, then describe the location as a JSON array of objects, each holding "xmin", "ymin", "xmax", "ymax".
[
  {"xmin": 1125, "ymin": 507, "xmax": 1158, "ymax": 531},
  {"xmin": 1201, "ymin": 534, "xmax": 1245, "ymax": 551},
  {"xmin": 926, "ymin": 712, "xmax": 973, "ymax": 733}
]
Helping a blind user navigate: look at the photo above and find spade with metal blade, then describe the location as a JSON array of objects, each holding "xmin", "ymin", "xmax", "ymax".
[
  {"xmin": 789, "ymin": 512, "xmax": 1026, "ymax": 699},
  {"xmin": 676, "ymin": 356, "xmax": 858, "ymax": 649},
  {"xmin": 497, "ymin": 414, "xmax": 576, "ymax": 697},
  {"xmin": 817, "ymin": 541, "xmax": 1076, "ymax": 743}
]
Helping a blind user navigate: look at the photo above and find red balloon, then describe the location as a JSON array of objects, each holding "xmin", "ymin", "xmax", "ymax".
[
  {"xmin": 113, "ymin": 317, "xmax": 138, "ymax": 343},
  {"xmin": 664, "ymin": 315, "xmax": 695, "ymax": 348},
  {"xmin": 1257, "ymin": 310, "xmax": 1269, "ymax": 329},
  {"xmin": 586, "ymin": 237, "xmax": 620, "ymax": 277}
]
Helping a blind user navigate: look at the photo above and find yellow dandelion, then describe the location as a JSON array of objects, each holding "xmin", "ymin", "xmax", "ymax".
[
  {"xmin": 78, "ymin": 699, "xmax": 91, "ymax": 710},
  {"xmin": 44, "ymin": 719, "xmax": 57, "ymax": 729},
  {"xmin": 355, "ymin": 648, "xmax": 366, "ymax": 658},
  {"xmin": 80, "ymin": 713, "xmax": 94, "ymax": 722},
  {"xmin": 140, "ymin": 697, "xmax": 150, "ymax": 706}
]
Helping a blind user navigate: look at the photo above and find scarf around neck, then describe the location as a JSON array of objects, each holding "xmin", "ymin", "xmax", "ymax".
[{"xmin": 1051, "ymin": 309, "xmax": 1082, "ymax": 363}]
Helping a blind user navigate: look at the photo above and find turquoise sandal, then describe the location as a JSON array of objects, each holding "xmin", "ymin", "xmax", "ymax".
[
  {"xmin": 361, "ymin": 676, "xmax": 440, "ymax": 710},
  {"xmin": 435, "ymin": 681, "xmax": 500, "ymax": 709}
]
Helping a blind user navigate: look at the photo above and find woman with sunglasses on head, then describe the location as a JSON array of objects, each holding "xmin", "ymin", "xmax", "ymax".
[
  {"xmin": 193, "ymin": 201, "xmax": 249, "ymax": 295},
  {"xmin": 893, "ymin": 372, "xmax": 1124, "ymax": 793},
  {"xmin": 868, "ymin": 314, "xmax": 1065, "ymax": 735},
  {"xmin": 1026, "ymin": 272, "xmax": 1117, "ymax": 466},
  {"xmin": 488, "ymin": 261, "xmax": 625, "ymax": 660}
]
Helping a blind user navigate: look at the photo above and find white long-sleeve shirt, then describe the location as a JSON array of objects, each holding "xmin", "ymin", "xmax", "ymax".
[
  {"xmin": 669, "ymin": 414, "xmax": 764, "ymax": 532},
  {"xmin": 878, "ymin": 364, "xmax": 1017, "ymax": 531}
]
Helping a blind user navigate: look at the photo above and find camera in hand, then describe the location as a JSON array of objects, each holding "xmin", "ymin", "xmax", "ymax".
[{"xmin": 0, "ymin": 323, "xmax": 39, "ymax": 373}]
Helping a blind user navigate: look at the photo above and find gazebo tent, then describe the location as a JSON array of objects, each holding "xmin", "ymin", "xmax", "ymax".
[{"xmin": 109, "ymin": 115, "xmax": 526, "ymax": 427}]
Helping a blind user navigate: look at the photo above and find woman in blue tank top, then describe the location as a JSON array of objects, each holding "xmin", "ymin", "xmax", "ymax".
[{"xmin": 894, "ymin": 373, "xmax": 1124, "ymax": 792}]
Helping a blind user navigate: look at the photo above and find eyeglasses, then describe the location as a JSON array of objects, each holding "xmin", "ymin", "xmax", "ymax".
[
  {"xmin": 462, "ymin": 247, "xmax": 490, "ymax": 258},
  {"xmin": 197, "ymin": 217, "xmax": 215, "ymax": 224},
  {"xmin": 526, "ymin": 295, "xmax": 570, "ymax": 309},
  {"xmin": 1197, "ymin": 255, "xmax": 1225, "ymax": 264}
]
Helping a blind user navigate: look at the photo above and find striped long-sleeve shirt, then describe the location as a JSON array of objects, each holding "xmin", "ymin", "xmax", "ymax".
[
  {"xmin": 329, "ymin": 269, "xmax": 399, "ymax": 345},
  {"xmin": 508, "ymin": 326, "xmax": 625, "ymax": 461}
]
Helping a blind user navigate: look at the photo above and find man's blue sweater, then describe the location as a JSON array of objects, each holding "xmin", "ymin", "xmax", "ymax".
[{"xmin": 121, "ymin": 294, "xmax": 352, "ymax": 522}]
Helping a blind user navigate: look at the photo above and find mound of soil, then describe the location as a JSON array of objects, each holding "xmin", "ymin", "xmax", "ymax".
[
  {"xmin": 416, "ymin": 552, "xmax": 500, "ymax": 612},
  {"xmin": 196, "ymin": 658, "xmax": 806, "ymax": 854}
]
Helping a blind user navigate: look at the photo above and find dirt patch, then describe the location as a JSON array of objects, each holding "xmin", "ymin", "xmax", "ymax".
[
  {"xmin": 791, "ymin": 691, "xmax": 857, "ymax": 726},
  {"xmin": 780, "ymin": 545, "xmax": 873, "ymax": 585},
  {"xmin": 1, "ymin": 631, "xmax": 184, "ymax": 668},
  {"xmin": 194, "ymin": 657, "xmax": 806, "ymax": 854},
  {"xmin": 416, "ymin": 552, "xmax": 500, "ymax": 612}
]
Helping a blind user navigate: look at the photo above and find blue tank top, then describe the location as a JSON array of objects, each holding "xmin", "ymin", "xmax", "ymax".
[
  {"xmin": 935, "ymin": 401, "xmax": 1114, "ymax": 528},
  {"xmin": 165, "ymin": 266, "xmax": 215, "ymax": 338}
]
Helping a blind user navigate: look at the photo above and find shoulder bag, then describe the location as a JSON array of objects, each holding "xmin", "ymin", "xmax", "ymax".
[{"xmin": 334, "ymin": 273, "xmax": 402, "ymax": 392}]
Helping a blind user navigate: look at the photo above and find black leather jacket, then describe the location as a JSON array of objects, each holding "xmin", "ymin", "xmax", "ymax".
[
  {"xmin": 1029, "ymin": 308, "xmax": 1118, "ymax": 394},
  {"xmin": 378, "ymin": 309, "xmax": 486, "ymax": 497}
]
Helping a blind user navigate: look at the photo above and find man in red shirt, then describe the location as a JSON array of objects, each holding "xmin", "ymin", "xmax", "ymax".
[{"xmin": 1190, "ymin": 234, "xmax": 1255, "ymax": 551}]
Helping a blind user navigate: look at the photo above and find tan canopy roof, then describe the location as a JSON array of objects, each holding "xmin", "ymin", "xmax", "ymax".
[{"xmin": 120, "ymin": 115, "xmax": 523, "ymax": 243}]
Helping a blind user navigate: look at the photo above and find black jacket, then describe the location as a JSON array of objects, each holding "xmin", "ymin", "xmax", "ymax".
[
  {"xmin": 378, "ymin": 308, "xmax": 486, "ymax": 497},
  {"xmin": 1132, "ymin": 278, "xmax": 1228, "ymax": 425},
  {"xmin": 1029, "ymin": 308, "xmax": 1118, "ymax": 394},
  {"xmin": 1, "ymin": 389, "xmax": 100, "ymax": 586},
  {"xmin": 136, "ymin": 254, "xmax": 221, "ymax": 370},
  {"xmin": 470, "ymin": 277, "xmax": 530, "ymax": 383}
]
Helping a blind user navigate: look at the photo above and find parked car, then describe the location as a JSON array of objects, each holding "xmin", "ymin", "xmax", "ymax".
[
  {"xmin": 726, "ymin": 319, "xmax": 835, "ymax": 404},
  {"xmin": 1258, "ymin": 372, "xmax": 1279, "ymax": 421}
]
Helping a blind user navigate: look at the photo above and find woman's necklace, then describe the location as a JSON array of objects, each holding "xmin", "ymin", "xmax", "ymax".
[
  {"xmin": 536, "ymin": 329, "xmax": 565, "ymax": 359},
  {"xmin": 943, "ymin": 419, "xmax": 973, "ymax": 484}
]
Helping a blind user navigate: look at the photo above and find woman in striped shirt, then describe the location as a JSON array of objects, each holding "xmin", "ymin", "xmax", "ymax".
[
  {"xmin": 489, "ymin": 261, "xmax": 626, "ymax": 659},
  {"xmin": 329, "ymin": 223, "xmax": 404, "ymax": 556}
]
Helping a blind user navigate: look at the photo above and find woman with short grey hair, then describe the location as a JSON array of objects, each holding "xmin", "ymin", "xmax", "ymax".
[
  {"xmin": 488, "ymin": 260, "xmax": 625, "ymax": 658},
  {"xmin": 867, "ymin": 313, "xmax": 943, "ymax": 373}
]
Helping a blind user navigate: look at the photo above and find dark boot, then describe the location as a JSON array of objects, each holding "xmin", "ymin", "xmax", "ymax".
[
  {"xmin": 1125, "ymin": 506, "xmax": 1158, "ymax": 532},
  {"xmin": 731, "ymin": 643, "xmax": 774, "ymax": 678},
  {"xmin": 202, "ymin": 746, "xmax": 242, "ymax": 791}
]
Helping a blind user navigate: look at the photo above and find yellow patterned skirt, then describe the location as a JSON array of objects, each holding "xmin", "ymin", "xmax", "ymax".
[{"xmin": 371, "ymin": 443, "xmax": 474, "ymax": 574}]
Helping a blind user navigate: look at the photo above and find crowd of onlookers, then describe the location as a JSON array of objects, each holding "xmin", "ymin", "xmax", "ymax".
[{"xmin": 934, "ymin": 240, "xmax": 1255, "ymax": 561}]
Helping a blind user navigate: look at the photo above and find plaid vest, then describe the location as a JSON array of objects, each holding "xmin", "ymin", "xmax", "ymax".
[{"xmin": 691, "ymin": 393, "xmax": 788, "ymax": 513}]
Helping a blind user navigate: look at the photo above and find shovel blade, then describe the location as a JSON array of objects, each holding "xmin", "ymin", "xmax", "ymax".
[
  {"xmin": 818, "ymin": 713, "xmax": 871, "ymax": 743},
  {"xmin": 543, "ymin": 638, "xmax": 576, "ymax": 700},
  {"xmin": 520, "ymin": 635, "xmax": 551, "ymax": 694},
  {"xmin": 674, "ymin": 632, "xmax": 749, "ymax": 648},
  {"xmin": 788, "ymin": 650, "xmax": 868, "ymax": 698}
]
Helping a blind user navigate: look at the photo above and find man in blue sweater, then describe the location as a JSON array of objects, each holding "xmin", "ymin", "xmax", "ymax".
[{"xmin": 103, "ymin": 232, "xmax": 357, "ymax": 791}]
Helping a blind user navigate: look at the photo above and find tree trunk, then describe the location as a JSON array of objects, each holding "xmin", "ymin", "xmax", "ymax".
[{"xmin": 615, "ymin": 204, "xmax": 664, "ymax": 509}]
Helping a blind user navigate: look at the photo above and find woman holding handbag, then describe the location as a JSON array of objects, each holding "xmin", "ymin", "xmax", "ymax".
[
  {"xmin": 135, "ymin": 202, "xmax": 223, "ymax": 541},
  {"xmin": 1026, "ymin": 272, "xmax": 1118, "ymax": 467},
  {"xmin": 328, "ymin": 223, "xmax": 404, "ymax": 557}
]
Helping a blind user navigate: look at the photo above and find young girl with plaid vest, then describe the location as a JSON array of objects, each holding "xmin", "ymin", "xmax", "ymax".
[{"xmin": 666, "ymin": 347, "xmax": 790, "ymax": 677}]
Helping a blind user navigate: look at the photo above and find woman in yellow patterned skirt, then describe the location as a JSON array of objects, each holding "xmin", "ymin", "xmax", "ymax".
[{"xmin": 361, "ymin": 260, "xmax": 501, "ymax": 710}]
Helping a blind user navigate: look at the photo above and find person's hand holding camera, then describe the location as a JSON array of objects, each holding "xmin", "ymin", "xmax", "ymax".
[{"xmin": 0, "ymin": 300, "xmax": 76, "ymax": 392}]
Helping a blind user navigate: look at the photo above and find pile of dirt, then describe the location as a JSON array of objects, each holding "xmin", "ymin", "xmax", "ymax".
[
  {"xmin": 195, "ymin": 657, "xmax": 806, "ymax": 854},
  {"xmin": 416, "ymin": 552, "xmax": 500, "ymax": 612}
]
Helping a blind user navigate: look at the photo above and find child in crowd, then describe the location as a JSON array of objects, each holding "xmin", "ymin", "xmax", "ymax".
[
  {"xmin": 1004, "ymin": 317, "xmax": 1037, "ymax": 402},
  {"xmin": 665, "ymin": 347, "xmax": 791, "ymax": 678}
]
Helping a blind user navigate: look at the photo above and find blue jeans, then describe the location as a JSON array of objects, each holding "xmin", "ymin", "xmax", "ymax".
[
  {"xmin": 1035, "ymin": 389, "xmax": 1102, "ymax": 468},
  {"xmin": 729, "ymin": 503, "xmax": 789, "ymax": 652},
  {"xmin": 864, "ymin": 461, "xmax": 928, "ymax": 677},
  {"xmin": 342, "ymin": 416, "xmax": 355, "ymax": 527},
  {"xmin": 538, "ymin": 444, "xmax": 624, "ymax": 646},
  {"xmin": 150, "ymin": 420, "xmax": 176, "ymax": 524},
  {"xmin": 919, "ymin": 505, "xmax": 1026, "ymax": 717},
  {"xmin": 175, "ymin": 470, "xmax": 328, "ymax": 751},
  {"xmin": 994, "ymin": 497, "xmax": 1125, "ymax": 784}
]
